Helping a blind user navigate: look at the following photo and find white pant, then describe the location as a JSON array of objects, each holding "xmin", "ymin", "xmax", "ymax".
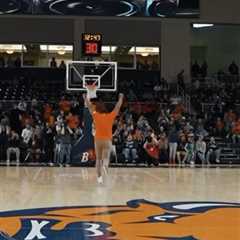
[
  {"xmin": 169, "ymin": 142, "xmax": 178, "ymax": 162},
  {"xmin": 7, "ymin": 147, "xmax": 20, "ymax": 162}
]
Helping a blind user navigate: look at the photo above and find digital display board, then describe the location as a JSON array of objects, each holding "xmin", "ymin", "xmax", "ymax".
[
  {"xmin": 0, "ymin": 0, "xmax": 199, "ymax": 18},
  {"xmin": 82, "ymin": 33, "xmax": 102, "ymax": 56}
]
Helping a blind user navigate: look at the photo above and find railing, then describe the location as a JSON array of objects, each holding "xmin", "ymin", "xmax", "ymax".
[
  {"xmin": 201, "ymin": 103, "xmax": 240, "ymax": 113},
  {"xmin": 191, "ymin": 73, "xmax": 239, "ymax": 86}
]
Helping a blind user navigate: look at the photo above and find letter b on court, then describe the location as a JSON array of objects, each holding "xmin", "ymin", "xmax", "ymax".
[{"xmin": 81, "ymin": 152, "xmax": 89, "ymax": 162}]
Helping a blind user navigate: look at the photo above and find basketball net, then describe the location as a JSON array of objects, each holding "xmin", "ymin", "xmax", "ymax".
[{"xmin": 86, "ymin": 83, "xmax": 97, "ymax": 99}]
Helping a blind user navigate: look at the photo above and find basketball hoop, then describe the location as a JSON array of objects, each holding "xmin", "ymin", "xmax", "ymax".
[
  {"xmin": 85, "ymin": 82, "xmax": 98, "ymax": 100},
  {"xmin": 66, "ymin": 61, "xmax": 117, "ymax": 92}
]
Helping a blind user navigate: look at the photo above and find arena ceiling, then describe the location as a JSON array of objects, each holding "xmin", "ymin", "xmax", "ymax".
[{"xmin": 0, "ymin": 0, "xmax": 199, "ymax": 17}]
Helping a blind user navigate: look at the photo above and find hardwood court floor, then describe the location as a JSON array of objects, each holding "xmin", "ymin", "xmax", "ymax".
[
  {"xmin": 0, "ymin": 167, "xmax": 239, "ymax": 210},
  {"xmin": 0, "ymin": 167, "xmax": 239, "ymax": 240}
]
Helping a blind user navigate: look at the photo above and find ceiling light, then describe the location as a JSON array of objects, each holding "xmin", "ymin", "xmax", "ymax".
[
  {"xmin": 193, "ymin": 23, "xmax": 214, "ymax": 28},
  {"xmin": 6, "ymin": 50, "xmax": 14, "ymax": 54},
  {"xmin": 141, "ymin": 53, "xmax": 149, "ymax": 57},
  {"xmin": 58, "ymin": 50, "xmax": 66, "ymax": 55}
]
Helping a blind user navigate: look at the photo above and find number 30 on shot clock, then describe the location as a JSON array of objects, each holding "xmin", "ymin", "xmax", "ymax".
[{"xmin": 82, "ymin": 33, "xmax": 102, "ymax": 57}]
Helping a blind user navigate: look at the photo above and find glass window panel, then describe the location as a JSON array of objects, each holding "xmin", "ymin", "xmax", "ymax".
[
  {"xmin": 23, "ymin": 44, "xmax": 45, "ymax": 66},
  {"xmin": 0, "ymin": 44, "xmax": 23, "ymax": 67},
  {"xmin": 111, "ymin": 46, "xmax": 135, "ymax": 68},
  {"xmin": 135, "ymin": 46, "xmax": 160, "ymax": 70},
  {"xmin": 92, "ymin": 46, "xmax": 111, "ymax": 61},
  {"xmin": 47, "ymin": 45, "xmax": 73, "ymax": 68}
]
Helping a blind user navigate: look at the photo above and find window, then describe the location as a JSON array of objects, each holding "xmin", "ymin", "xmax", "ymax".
[
  {"xmin": 0, "ymin": 44, "xmax": 73, "ymax": 67},
  {"xmin": 0, "ymin": 44, "xmax": 24, "ymax": 67},
  {"xmin": 135, "ymin": 47, "xmax": 160, "ymax": 71},
  {"xmin": 93, "ymin": 45, "xmax": 160, "ymax": 70}
]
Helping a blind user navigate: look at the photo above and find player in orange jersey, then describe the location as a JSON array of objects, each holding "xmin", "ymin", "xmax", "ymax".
[{"xmin": 83, "ymin": 85, "xmax": 124, "ymax": 184}]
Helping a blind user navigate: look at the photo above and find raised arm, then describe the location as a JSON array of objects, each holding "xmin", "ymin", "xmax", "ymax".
[
  {"xmin": 114, "ymin": 93, "xmax": 124, "ymax": 115},
  {"xmin": 83, "ymin": 93, "xmax": 94, "ymax": 114}
]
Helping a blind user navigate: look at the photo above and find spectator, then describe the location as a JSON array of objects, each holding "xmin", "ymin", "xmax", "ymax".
[
  {"xmin": 191, "ymin": 61, "xmax": 200, "ymax": 78},
  {"xmin": 0, "ymin": 56, "xmax": 5, "ymax": 67},
  {"xmin": 59, "ymin": 60, "xmax": 66, "ymax": 69},
  {"xmin": 54, "ymin": 124, "xmax": 62, "ymax": 164},
  {"xmin": 43, "ymin": 123, "xmax": 55, "ymax": 164},
  {"xmin": 59, "ymin": 96, "xmax": 71, "ymax": 113},
  {"xmin": 183, "ymin": 133, "xmax": 195, "ymax": 165},
  {"xmin": 214, "ymin": 117, "xmax": 225, "ymax": 137},
  {"xmin": 157, "ymin": 132, "xmax": 168, "ymax": 163},
  {"xmin": 21, "ymin": 124, "xmax": 33, "ymax": 146},
  {"xmin": 57, "ymin": 124, "xmax": 73, "ymax": 167},
  {"xmin": 228, "ymin": 61, "xmax": 239, "ymax": 76},
  {"xmin": 176, "ymin": 133, "xmax": 187, "ymax": 164},
  {"xmin": 142, "ymin": 59, "xmax": 150, "ymax": 71},
  {"xmin": 168, "ymin": 125, "xmax": 179, "ymax": 165},
  {"xmin": 232, "ymin": 118, "xmax": 240, "ymax": 143},
  {"xmin": 206, "ymin": 137, "xmax": 221, "ymax": 164},
  {"xmin": 184, "ymin": 121, "xmax": 194, "ymax": 134},
  {"xmin": 153, "ymin": 82, "xmax": 161, "ymax": 100},
  {"xmin": 14, "ymin": 56, "xmax": 22, "ymax": 68},
  {"xmin": 18, "ymin": 100, "xmax": 27, "ymax": 112},
  {"xmin": 0, "ymin": 124, "xmax": 10, "ymax": 161},
  {"xmin": 0, "ymin": 112, "xmax": 10, "ymax": 128},
  {"xmin": 66, "ymin": 112, "xmax": 80, "ymax": 130},
  {"xmin": 143, "ymin": 134, "xmax": 159, "ymax": 166},
  {"xmin": 224, "ymin": 109, "xmax": 237, "ymax": 134},
  {"xmin": 128, "ymin": 89, "xmax": 138, "ymax": 101},
  {"xmin": 6, "ymin": 130, "xmax": 20, "ymax": 164},
  {"xmin": 122, "ymin": 134, "xmax": 138, "ymax": 163},
  {"xmin": 50, "ymin": 57, "xmax": 57, "ymax": 68},
  {"xmin": 31, "ymin": 129, "xmax": 44, "ymax": 162},
  {"xmin": 21, "ymin": 124, "xmax": 33, "ymax": 161},
  {"xmin": 200, "ymin": 61, "xmax": 208, "ymax": 78},
  {"xmin": 9, "ymin": 104, "xmax": 22, "ymax": 133},
  {"xmin": 195, "ymin": 119, "xmax": 208, "ymax": 138},
  {"xmin": 195, "ymin": 135, "xmax": 206, "ymax": 165},
  {"xmin": 7, "ymin": 56, "xmax": 14, "ymax": 68},
  {"xmin": 177, "ymin": 69, "xmax": 185, "ymax": 91}
]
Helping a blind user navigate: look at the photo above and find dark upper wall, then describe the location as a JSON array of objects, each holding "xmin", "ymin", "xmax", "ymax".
[
  {"xmin": 200, "ymin": 0, "xmax": 240, "ymax": 23},
  {"xmin": 0, "ymin": 18, "xmax": 74, "ymax": 44},
  {"xmin": 85, "ymin": 19, "xmax": 161, "ymax": 45}
]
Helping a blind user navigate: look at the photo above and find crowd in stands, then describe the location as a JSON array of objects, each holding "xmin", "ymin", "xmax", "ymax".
[
  {"xmin": 0, "ymin": 90, "xmax": 239, "ymax": 166},
  {"xmin": 0, "ymin": 59, "xmax": 240, "ymax": 166},
  {"xmin": 0, "ymin": 96, "xmax": 83, "ymax": 165}
]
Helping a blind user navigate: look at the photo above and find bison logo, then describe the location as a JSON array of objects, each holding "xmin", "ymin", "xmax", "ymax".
[{"xmin": 0, "ymin": 199, "xmax": 239, "ymax": 239}]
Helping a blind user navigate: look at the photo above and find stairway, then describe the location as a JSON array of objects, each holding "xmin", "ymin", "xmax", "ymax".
[{"xmin": 215, "ymin": 138, "xmax": 240, "ymax": 164}]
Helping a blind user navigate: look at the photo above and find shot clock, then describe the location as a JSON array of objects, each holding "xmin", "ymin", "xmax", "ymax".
[{"xmin": 82, "ymin": 33, "xmax": 102, "ymax": 57}]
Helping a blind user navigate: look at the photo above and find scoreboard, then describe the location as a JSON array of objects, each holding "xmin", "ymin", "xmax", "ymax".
[{"xmin": 82, "ymin": 33, "xmax": 102, "ymax": 57}]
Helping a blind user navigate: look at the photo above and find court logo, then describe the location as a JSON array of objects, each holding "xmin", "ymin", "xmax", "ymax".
[{"xmin": 0, "ymin": 199, "xmax": 239, "ymax": 239}]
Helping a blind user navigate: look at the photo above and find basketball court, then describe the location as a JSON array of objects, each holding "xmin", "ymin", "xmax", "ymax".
[{"xmin": 0, "ymin": 166, "xmax": 239, "ymax": 239}]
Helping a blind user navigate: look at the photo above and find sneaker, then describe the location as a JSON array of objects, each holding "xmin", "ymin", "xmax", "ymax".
[{"xmin": 97, "ymin": 176, "xmax": 103, "ymax": 184}]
